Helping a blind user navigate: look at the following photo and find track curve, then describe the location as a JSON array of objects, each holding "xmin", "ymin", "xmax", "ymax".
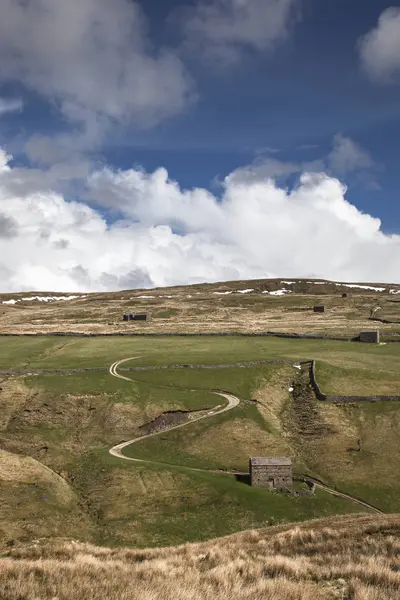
[{"xmin": 108, "ymin": 357, "xmax": 240, "ymax": 472}]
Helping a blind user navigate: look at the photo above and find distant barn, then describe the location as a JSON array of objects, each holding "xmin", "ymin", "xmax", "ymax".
[
  {"xmin": 313, "ymin": 305, "xmax": 325, "ymax": 313},
  {"xmin": 359, "ymin": 330, "xmax": 380, "ymax": 344},
  {"xmin": 249, "ymin": 457, "xmax": 293, "ymax": 489},
  {"xmin": 122, "ymin": 313, "xmax": 150, "ymax": 322},
  {"xmin": 132, "ymin": 313, "xmax": 149, "ymax": 321}
]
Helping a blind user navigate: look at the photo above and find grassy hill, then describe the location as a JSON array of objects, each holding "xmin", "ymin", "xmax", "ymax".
[
  {"xmin": 0, "ymin": 277, "xmax": 399, "ymax": 336},
  {"xmin": 0, "ymin": 279, "xmax": 399, "ymax": 561},
  {"xmin": 0, "ymin": 449, "xmax": 93, "ymax": 545},
  {"xmin": 1, "ymin": 513, "xmax": 399, "ymax": 600},
  {"xmin": 0, "ymin": 334, "xmax": 399, "ymax": 550}
]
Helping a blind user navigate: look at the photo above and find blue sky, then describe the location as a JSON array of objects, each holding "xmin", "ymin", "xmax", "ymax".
[
  {"xmin": 5, "ymin": 0, "xmax": 397, "ymax": 227},
  {"xmin": 0, "ymin": 0, "xmax": 400, "ymax": 291},
  {"xmin": 107, "ymin": 0, "xmax": 400, "ymax": 230}
]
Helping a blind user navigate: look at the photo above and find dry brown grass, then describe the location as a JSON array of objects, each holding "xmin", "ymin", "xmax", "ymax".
[
  {"xmin": 1, "ymin": 514, "xmax": 399, "ymax": 600},
  {"xmin": 0, "ymin": 378, "xmax": 35, "ymax": 431},
  {"xmin": 1, "ymin": 278, "xmax": 399, "ymax": 335}
]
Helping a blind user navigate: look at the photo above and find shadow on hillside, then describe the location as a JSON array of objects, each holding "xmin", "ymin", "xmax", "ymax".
[{"xmin": 235, "ymin": 473, "xmax": 251, "ymax": 486}]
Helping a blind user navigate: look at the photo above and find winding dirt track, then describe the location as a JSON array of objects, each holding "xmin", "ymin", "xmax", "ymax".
[
  {"xmin": 109, "ymin": 358, "xmax": 240, "ymax": 471},
  {"xmin": 108, "ymin": 358, "xmax": 384, "ymax": 514}
]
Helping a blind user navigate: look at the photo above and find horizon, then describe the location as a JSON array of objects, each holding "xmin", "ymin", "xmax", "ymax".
[{"xmin": 1, "ymin": 275, "xmax": 400, "ymax": 297}]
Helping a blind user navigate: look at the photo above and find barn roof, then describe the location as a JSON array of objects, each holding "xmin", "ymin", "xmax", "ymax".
[
  {"xmin": 360, "ymin": 330, "xmax": 379, "ymax": 334},
  {"xmin": 250, "ymin": 457, "xmax": 292, "ymax": 466}
]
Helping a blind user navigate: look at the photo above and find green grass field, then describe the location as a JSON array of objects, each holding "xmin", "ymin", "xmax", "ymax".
[
  {"xmin": 24, "ymin": 372, "xmax": 220, "ymax": 412},
  {"xmin": 128, "ymin": 364, "xmax": 282, "ymax": 397},
  {"xmin": 315, "ymin": 360, "xmax": 400, "ymax": 395},
  {"xmin": 1, "ymin": 335, "xmax": 400, "ymax": 371},
  {"xmin": 65, "ymin": 449, "xmax": 362, "ymax": 549},
  {"xmin": 1, "ymin": 335, "xmax": 399, "ymax": 551}
]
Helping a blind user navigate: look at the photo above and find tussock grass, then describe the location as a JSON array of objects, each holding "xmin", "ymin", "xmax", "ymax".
[
  {"xmin": 1, "ymin": 276, "xmax": 399, "ymax": 336},
  {"xmin": 2, "ymin": 514, "xmax": 399, "ymax": 600}
]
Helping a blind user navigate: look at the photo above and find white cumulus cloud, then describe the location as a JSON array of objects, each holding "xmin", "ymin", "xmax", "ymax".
[
  {"xmin": 0, "ymin": 0, "xmax": 192, "ymax": 134},
  {"xmin": 0, "ymin": 146, "xmax": 399, "ymax": 293},
  {"xmin": 177, "ymin": 0, "xmax": 299, "ymax": 63},
  {"xmin": 359, "ymin": 7, "xmax": 400, "ymax": 81}
]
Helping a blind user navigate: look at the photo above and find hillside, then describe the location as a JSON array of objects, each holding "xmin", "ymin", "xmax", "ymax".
[
  {"xmin": 0, "ymin": 334, "xmax": 399, "ymax": 550},
  {"xmin": 1, "ymin": 514, "xmax": 399, "ymax": 600},
  {"xmin": 0, "ymin": 278, "xmax": 399, "ymax": 596},
  {"xmin": 1, "ymin": 277, "xmax": 400, "ymax": 336}
]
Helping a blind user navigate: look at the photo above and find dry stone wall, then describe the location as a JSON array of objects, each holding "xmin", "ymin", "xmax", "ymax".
[
  {"xmin": 309, "ymin": 361, "xmax": 400, "ymax": 403},
  {"xmin": 1, "ymin": 331, "xmax": 399, "ymax": 342}
]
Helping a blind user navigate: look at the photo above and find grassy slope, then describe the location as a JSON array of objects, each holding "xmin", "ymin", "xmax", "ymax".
[
  {"xmin": 0, "ymin": 449, "xmax": 93, "ymax": 547},
  {"xmin": 121, "ymin": 363, "xmax": 400, "ymax": 514},
  {"xmin": 1, "ymin": 337, "xmax": 399, "ymax": 550},
  {"xmin": 2, "ymin": 514, "xmax": 400, "ymax": 600},
  {"xmin": 0, "ymin": 360, "xmax": 364, "ymax": 550},
  {"xmin": 67, "ymin": 450, "xmax": 357, "ymax": 549}
]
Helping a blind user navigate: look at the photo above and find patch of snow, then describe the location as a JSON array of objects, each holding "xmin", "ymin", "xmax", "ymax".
[
  {"xmin": 288, "ymin": 387, "xmax": 294, "ymax": 392},
  {"xmin": 336, "ymin": 284, "xmax": 386, "ymax": 292},
  {"xmin": 293, "ymin": 364, "xmax": 301, "ymax": 370},
  {"xmin": 306, "ymin": 281, "xmax": 327, "ymax": 285},
  {"xmin": 213, "ymin": 291, "xmax": 233, "ymax": 295},
  {"xmin": 187, "ymin": 295, "xmax": 192, "ymax": 298},
  {"xmin": 389, "ymin": 289, "xmax": 400, "ymax": 295},
  {"xmin": 280, "ymin": 281, "xmax": 295, "ymax": 285},
  {"xmin": 136, "ymin": 295, "xmax": 155, "ymax": 299},
  {"xmin": 262, "ymin": 289, "xmax": 292, "ymax": 296},
  {"xmin": 2, "ymin": 295, "xmax": 84, "ymax": 304},
  {"xmin": 41, "ymin": 295, "xmax": 82, "ymax": 302},
  {"xmin": 237, "ymin": 289, "xmax": 255, "ymax": 294}
]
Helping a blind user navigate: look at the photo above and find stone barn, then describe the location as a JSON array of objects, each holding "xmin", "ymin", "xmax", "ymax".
[
  {"xmin": 132, "ymin": 313, "xmax": 149, "ymax": 321},
  {"xmin": 122, "ymin": 313, "xmax": 150, "ymax": 322},
  {"xmin": 314, "ymin": 305, "xmax": 325, "ymax": 313},
  {"xmin": 249, "ymin": 457, "xmax": 293, "ymax": 489},
  {"xmin": 360, "ymin": 330, "xmax": 380, "ymax": 344}
]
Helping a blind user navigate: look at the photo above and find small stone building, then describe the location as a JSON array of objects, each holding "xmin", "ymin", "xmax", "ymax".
[
  {"xmin": 314, "ymin": 305, "xmax": 325, "ymax": 313},
  {"xmin": 122, "ymin": 312, "xmax": 150, "ymax": 322},
  {"xmin": 132, "ymin": 313, "xmax": 149, "ymax": 321},
  {"xmin": 360, "ymin": 330, "xmax": 380, "ymax": 344},
  {"xmin": 249, "ymin": 457, "xmax": 293, "ymax": 489},
  {"xmin": 342, "ymin": 293, "xmax": 348, "ymax": 298}
]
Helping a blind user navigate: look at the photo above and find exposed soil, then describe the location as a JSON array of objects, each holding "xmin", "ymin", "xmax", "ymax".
[{"xmin": 138, "ymin": 409, "xmax": 209, "ymax": 435}]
